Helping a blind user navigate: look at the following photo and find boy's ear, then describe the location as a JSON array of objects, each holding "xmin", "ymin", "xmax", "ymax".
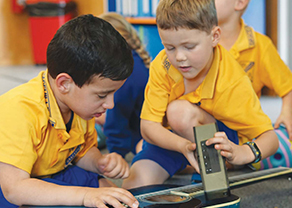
[
  {"xmin": 234, "ymin": 0, "xmax": 249, "ymax": 11},
  {"xmin": 55, "ymin": 73, "xmax": 74, "ymax": 94},
  {"xmin": 211, "ymin": 26, "xmax": 221, "ymax": 47}
]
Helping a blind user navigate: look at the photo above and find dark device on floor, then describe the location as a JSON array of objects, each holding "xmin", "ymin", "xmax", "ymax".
[{"xmin": 194, "ymin": 123, "xmax": 230, "ymax": 201}]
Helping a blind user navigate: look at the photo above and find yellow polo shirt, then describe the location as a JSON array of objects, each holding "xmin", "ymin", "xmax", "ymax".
[
  {"xmin": 0, "ymin": 70, "xmax": 97, "ymax": 177},
  {"xmin": 141, "ymin": 45, "xmax": 273, "ymax": 144},
  {"xmin": 229, "ymin": 19, "xmax": 292, "ymax": 98}
]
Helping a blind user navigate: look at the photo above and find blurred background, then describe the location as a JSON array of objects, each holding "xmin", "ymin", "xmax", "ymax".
[
  {"xmin": 0, "ymin": 0, "xmax": 291, "ymax": 99},
  {"xmin": 0, "ymin": 0, "xmax": 287, "ymax": 123},
  {"xmin": 1, "ymin": 0, "xmax": 291, "ymax": 66}
]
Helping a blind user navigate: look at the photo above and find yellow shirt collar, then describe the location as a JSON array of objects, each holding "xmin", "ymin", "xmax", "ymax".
[
  {"xmin": 230, "ymin": 19, "xmax": 256, "ymax": 59},
  {"xmin": 42, "ymin": 70, "xmax": 66, "ymax": 130},
  {"xmin": 200, "ymin": 45, "xmax": 221, "ymax": 99},
  {"xmin": 165, "ymin": 45, "xmax": 221, "ymax": 102}
]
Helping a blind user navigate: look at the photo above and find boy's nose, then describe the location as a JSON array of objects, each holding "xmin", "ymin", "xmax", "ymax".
[
  {"xmin": 104, "ymin": 95, "xmax": 115, "ymax": 110},
  {"xmin": 176, "ymin": 51, "xmax": 187, "ymax": 62}
]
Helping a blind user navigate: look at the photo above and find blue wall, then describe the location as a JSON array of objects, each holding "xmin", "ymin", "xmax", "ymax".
[
  {"xmin": 242, "ymin": 0, "xmax": 266, "ymax": 34},
  {"xmin": 133, "ymin": 25, "xmax": 163, "ymax": 60}
]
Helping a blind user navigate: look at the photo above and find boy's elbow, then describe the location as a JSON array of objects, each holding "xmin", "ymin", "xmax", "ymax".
[
  {"xmin": 266, "ymin": 130, "xmax": 279, "ymax": 155},
  {"xmin": 140, "ymin": 119, "xmax": 157, "ymax": 142},
  {"xmin": 1, "ymin": 186, "xmax": 22, "ymax": 206},
  {"xmin": 140, "ymin": 119, "xmax": 148, "ymax": 139}
]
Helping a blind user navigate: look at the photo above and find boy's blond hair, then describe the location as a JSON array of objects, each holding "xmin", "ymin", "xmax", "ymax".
[
  {"xmin": 100, "ymin": 12, "xmax": 151, "ymax": 68},
  {"xmin": 156, "ymin": 0, "xmax": 218, "ymax": 33}
]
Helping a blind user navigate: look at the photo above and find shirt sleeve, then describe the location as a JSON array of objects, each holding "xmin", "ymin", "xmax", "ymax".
[
  {"xmin": 258, "ymin": 37, "xmax": 292, "ymax": 97},
  {"xmin": 213, "ymin": 75, "xmax": 274, "ymax": 144},
  {"xmin": 0, "ymin": 99, "xmax": 39, "ymax": 174},
  {"xmin": 140, "ymin": 57, "xmax": 172, "ymax": 123}
]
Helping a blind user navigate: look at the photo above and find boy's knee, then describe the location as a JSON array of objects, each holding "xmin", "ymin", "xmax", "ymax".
[
  {"xmin": 167, "ymin": 100, "xmax": 201, "ymax": 131},
  {"xmin": 122, "ymin": 160, "xmax": 169, "ymax": 189}
]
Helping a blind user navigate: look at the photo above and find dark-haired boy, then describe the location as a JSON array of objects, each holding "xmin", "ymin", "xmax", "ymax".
[{"xmin": 0, "ymin": 14, "xmax": 138, "ymax": 208}]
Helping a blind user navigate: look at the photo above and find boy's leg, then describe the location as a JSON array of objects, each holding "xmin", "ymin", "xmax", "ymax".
[
  {"xmin": 122, "ymin": 159, "xmax": 169, "ymax": 189},
  {"xmin": 43, "ymin": 165, "xmax": 110, "ymax": 188},
  {"xmin": 167, "ymin": 100, "xmax": 239, "ymax": 174},
  {"xmin": 167, "ymin": 100, "xmax": 239, "ymax": 144},
  {"xmin": 167, "ymin": 100, "xmax": 216, "ymax": 142},
  {"xmin": 122, "ymin": 141, "xmax": 189, "ymax": 189}
]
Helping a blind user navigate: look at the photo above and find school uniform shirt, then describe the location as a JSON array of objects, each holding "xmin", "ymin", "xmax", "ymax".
[
  {"xmin": 0, "ymin": 70, "xmax": 97, "ymax": 177},
  {"xmin": 229, "ymin": 19, "xmax": 292, "ymax": 98},
  {"xmin": 141, "ymin": 45, "xmax": 273, "ymax": 145},
  {"xmin": 104, "ymin": 50, "xmax": 149, "ymax": 158}
]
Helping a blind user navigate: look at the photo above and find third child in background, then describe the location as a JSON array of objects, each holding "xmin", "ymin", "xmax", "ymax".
[
  {"xmin": 215, "ymin": 0, "xmax": 292, "ymax": 139},
  {"xmin": 99, "ymin": 12, "xmax": 151, "ymax": 158}
]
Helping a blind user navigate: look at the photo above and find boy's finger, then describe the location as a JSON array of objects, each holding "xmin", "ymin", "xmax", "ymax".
[
  {"xmin": 187, "ymin": 143, "xmax": 196, "ymax": 151},
  {"xmin": 97, "ymin": 155, "xmax": 109, "ymax": 170}
]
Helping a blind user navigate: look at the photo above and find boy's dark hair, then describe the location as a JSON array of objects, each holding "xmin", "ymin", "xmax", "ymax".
[
  {"xmin": 47, "ymin": 14, "xmax": 133, "ymax": 87},
  {"xmin": 156, "ymin": 0, "xmax": 218, "ymax": 34}
]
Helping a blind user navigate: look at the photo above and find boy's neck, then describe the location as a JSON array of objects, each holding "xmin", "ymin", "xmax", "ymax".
[
  {"xmin": 219, "ymin": 19, "xmax": 242, "ymax": 51},
  {"xmin": 184, "ymin": 51, "xmax": 214, "ymax": 95}
]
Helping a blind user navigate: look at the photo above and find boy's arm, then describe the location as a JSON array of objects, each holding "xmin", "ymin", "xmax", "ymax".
[
  {"xmin": 76, "ymin": 146, "xmax": 130, "ymax": 179},
  {"xmin": 254, "ymin": 130, "xmax": 279, "ymax": 160},
  {"xmin": 274, "ymin": 90, "xmax": 292, "ymax": 140},
  {"xmin": 141, "ymin": 119, "xmax": 200, "ymax": 172},
  {"xmin": 0, "ymin": 162, "xmax": 138, "ymax": 207},
  {"xmin": 208, "ymin": 129, "xmax": 278, "ymax": 165}
]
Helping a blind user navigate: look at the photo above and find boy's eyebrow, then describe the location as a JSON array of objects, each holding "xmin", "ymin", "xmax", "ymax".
[
  {"xmin": 97, "ymin": 89, "xmax": 116, "ymax": 94},
  {"xmin": 163, "ymin": 40, "xmax": 194, "ymax": 45}
]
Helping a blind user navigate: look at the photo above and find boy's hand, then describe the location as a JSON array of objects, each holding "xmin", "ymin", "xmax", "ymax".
[
  {"xmin": 180, "ymin": 140, "xmax": 200, "ymax": 173},
  {"xmin": 205, "ymin": 132, "xmax": 250, "ymax": 165},
  {"xmin": 97, "ymin": 153, "xmax": 130, "ymax": 179},
  {"xmin": 274, "ymin": 90, "xmax": 292, "ymax": 140},
  {"xmin": 83, "ymin": 187, "xmax": 139, "ymax": 208},
  {"xmin": 274, "ymin": 108, "xmax": 292, "ymax": 140}
]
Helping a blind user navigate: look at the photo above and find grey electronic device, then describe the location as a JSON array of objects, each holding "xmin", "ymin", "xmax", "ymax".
[{"xmin": 193, "ymin": 123, "xmax": 230, "ymax": 201}]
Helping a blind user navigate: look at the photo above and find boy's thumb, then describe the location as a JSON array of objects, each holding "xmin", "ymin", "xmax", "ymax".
[
  {"xmin": 97, "ymin": 155, "xmax": 109, "ymax": 169},
  {"xmin": 188, "ymin": 143, "xmax": 197, "ymax": 151}
]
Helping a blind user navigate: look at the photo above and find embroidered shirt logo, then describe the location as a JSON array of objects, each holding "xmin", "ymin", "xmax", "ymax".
[
  {"xmin": 244, "ymin": 26, "xmax": 255, "ymax": 47},
  {"xmin": 163, "ymin": 58, "xmax": 171, "ymax": 70},
  {"xmin": 244, "ymin": 62, "xmax": 255, "ymax": 73}
]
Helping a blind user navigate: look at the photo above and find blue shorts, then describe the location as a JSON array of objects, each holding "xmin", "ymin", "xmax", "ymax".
[
  {"xmin": 132, "ymin": 120, "xmax": 238, "ymax": 177},
  {"xmin": 0, "ymin": 165, "xmax": 102, "ymax": 207}
]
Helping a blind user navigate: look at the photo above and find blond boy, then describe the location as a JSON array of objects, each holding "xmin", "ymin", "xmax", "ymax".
[
  {"xmin": 215, "ymin": 0, "xmax": 292, "ymax": 139},
  {"xmin": 122, "ymin": 0, "xmax": 278, "ymax": 189}
]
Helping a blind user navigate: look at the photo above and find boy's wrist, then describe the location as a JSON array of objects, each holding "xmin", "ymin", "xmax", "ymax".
[
  {"xmin": 241, "ymin": 143, "xmax": 255, "ymax": 164},
  {"xmin": 243, "ymin": 142, "xmax": 261, "ymax": 164}
]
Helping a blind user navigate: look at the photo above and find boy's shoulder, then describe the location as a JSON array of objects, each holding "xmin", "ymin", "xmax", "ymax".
[
  {"xmin": 0, "ymin": 71, "xmax": 49, "ymax": 117},
  {"xmin": 217, "ymin": 45, "xmax": 247, "ymax": 80},
  {"xmin": 239, "ymin": 23, "xmax": 273, "ymax": 50},
  {"xmin": 152, "ymin": 49, "xmax": 170, "ymax": 70}
]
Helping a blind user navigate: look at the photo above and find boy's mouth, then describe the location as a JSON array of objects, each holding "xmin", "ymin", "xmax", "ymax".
[
  {"xmin": 94, "ymin": 112, "xmax": 104, "ymax": 117},
  {"xmin": 179, "ymin": 66, "xmax": 191, "ymax": 72}
]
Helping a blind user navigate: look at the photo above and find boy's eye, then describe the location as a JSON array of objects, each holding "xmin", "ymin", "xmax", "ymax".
[
  {"xmin": 165, "ymin": 46, "xmax": 175, "ymax": 51},
  {"xmin": 98, "ymin": 94, "xmax": 107, "ymax": 99},
  {"xmin": 185, "ymin": 45, "xmax": 195, "ymax": 50}
]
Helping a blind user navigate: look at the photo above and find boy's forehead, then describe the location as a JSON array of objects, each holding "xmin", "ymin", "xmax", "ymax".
[
  {"xmin": 159, "ymin": 27, "xmax": 208, "ymax": 41},
  {"xmin": 89, "ymin": 75, "xmax": 126, "ymax": 90}
]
